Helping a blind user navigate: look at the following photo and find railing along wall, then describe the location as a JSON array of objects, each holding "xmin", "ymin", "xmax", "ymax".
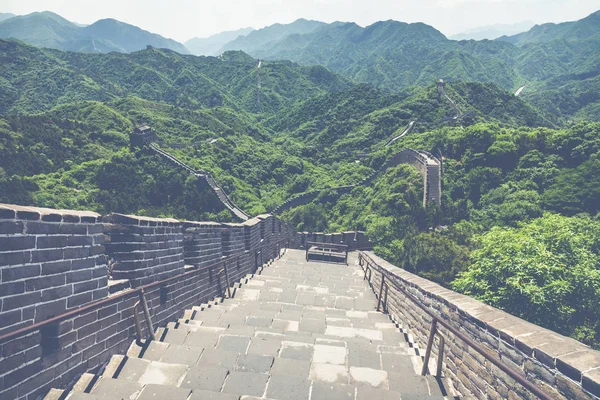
[
  {"xmin": 0, "ymin": 203, "xmax": 297, "ymax": 400},
  {"xmin": 358, "ymin": 251, "xmax": 600, "ymax": 400}
]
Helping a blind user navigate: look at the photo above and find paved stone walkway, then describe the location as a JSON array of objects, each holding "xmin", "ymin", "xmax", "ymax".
[{"xmin": 59, "ymin": 250, "xmax": 447, "ymax": 400}]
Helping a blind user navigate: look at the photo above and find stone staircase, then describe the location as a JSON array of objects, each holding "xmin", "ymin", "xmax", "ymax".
[{"xmin": 46, "ymin": 250, "xmax": 451, "ymax": 400}]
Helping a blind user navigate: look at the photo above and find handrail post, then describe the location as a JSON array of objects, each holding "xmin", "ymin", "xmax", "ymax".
[
  {"xmin": 421, "ymin": 318, "xmax": 438, "ymax": 375},
  {"xmin": 377, "ymin": 273, "xmax": 386, "ymax": 311},
  {"xmin": 133, "ymin": 301, "xmax": 143, "ymax": 342},
  {"xmin": 383, "ymin": 284, "xmax": 389, "ymax": 314},
  {"xmin": 223, "ymin": 261, "xmax": 232, "ymax": 299},
  {"xmin": 436, "ymin": 335, "xmax": 445, "ymax": 377},
  {"xmin": 139, "ymin": 289, "xmax": 155, "ymax": 341}
]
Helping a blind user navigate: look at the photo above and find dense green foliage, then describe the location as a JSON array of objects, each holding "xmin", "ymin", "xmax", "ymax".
[{"xmin": 453, "ymin": 214, "xmax": 600, "ymax": 347}]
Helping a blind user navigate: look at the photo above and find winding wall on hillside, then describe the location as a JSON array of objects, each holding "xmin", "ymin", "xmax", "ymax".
[
  {"xmin": 149, "ymin": 143, "xmax": 250, "ymax": 221},
  {"xmin": 272, "ymin": 148, "xmax": 441, "ymax": 214}
]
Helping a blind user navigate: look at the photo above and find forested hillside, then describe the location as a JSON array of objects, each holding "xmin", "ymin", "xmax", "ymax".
[{"xmin": 219, "ymin": 12, "xmax": 600, "ymax": 123}]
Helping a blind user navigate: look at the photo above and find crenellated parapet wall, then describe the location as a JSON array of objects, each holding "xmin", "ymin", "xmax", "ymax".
[
  {"xmin": 294, "ymin": 231, "xmax": 373, "ymax": 250},
  {"xmin": 0, "ymin": 203, "xmax": 296, "ymax": 400},
  {"xmin": 360, "ymin": 251, "xmax": 600, "ymax": 400}
]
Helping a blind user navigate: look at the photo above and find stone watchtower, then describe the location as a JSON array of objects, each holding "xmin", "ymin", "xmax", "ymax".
[{"xmin": 130, "ymin": 124, "xmax": 157, "ymax": 146}]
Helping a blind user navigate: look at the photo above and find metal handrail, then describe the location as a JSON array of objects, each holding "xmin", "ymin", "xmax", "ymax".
[
  {"xmin": 0, "ymin": 238, "xmax": 291, "ymax": 344},
  {"xmin": 358, "ymin": 251, "xmax": 554, "ymax": 400}
]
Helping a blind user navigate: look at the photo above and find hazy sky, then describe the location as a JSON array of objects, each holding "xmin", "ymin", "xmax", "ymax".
[{"xmin": 2, "ymin": 0, "xmax": 599, "ymax": 42}]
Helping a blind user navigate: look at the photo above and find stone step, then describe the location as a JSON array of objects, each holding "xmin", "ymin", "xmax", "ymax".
[
  {"xmin": 53, "ymin": 250, "xmax": 453, "ymax": 400},
  {"xmin": 43, "ymin": 388, "xmax": 64, "ymax": 400}
]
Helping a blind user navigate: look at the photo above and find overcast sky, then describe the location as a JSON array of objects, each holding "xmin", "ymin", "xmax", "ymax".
[{"xmin": 2, "ymin": 0, "xmax": 599, "ymax": 42}]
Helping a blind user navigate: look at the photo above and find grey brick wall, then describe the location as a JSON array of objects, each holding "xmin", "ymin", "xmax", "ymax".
[
  {"xmin": 0, "ymin": 205, "xmax": 107, "ymax": 337},
  {"xmin": 0, "ymin": 203, "xmax": 296, "ymax": 400},
  {"xmin": 103, "ymin": 213, "xmax": 185, "ymax": 288},
  {"xmin": 295, "ymin": 231, "xmax": 373, "ymax": 250},
  {"xmin": 360, "ymin": 251, "xmax": 600, "ymax": 400}
]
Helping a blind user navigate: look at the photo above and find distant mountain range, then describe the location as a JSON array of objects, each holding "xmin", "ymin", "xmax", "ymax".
[
  {"xmin": 186, "ymin": 27, "xmax": 254, "ymax": 56},
  {"xmin": 449, "ymin": 21, "xmax": 535, "ymax": 41},
  {"xmin": 0, "ymin": 13, "xmax": 15, "ymax": 22},
  {"xmin": 219, "ymin": 19, "xmax": 327, "ymax": 55},
  {"xmin": 0, "ymin": 11, "xmax": 188, "ymax": 53},
  {"xmin": 498, "ymin": 10, "xmax": 600, "ymax": 45},
  {"xmin": 1, "ymin": 9, "xmax": 599, "ymax": 122}
]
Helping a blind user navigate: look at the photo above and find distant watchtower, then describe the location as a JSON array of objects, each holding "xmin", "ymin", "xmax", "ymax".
[{"xmin": 130, "ymin": 124, "xmax": 157, "ymax": 146}]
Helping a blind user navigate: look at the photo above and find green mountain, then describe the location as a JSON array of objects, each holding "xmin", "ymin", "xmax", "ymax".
[
  {"xmin": 0, "ymin": 40, "xmax": 350, "ymax": 115},
  {"xmin": 186, "ymin": 27, "xmax": 254, "ymax": 56},
  {"xmin": 219, "ymin": 19, "xmax": 327, "ymax": 55},
  {"xmin": 80, "ymin": 19, "xmax": 189, "ymax": 54},
  {"xmin": 0, "ymin": 11, "xmax": 188, "ymax": 54},
  {"xmin": 498, "ymin": 10, "xmax": 600, "ymax": 45},
  {"xmin": 0, "ymin": 11, "xmax": 80, "ymax": 49},
  {"xmin": 0, "ymin": 13, "xmax": 16, "ymax": 22},
  {"xmin": 221, "ymin": 16, "xmax": 600, "ymax": 122}
]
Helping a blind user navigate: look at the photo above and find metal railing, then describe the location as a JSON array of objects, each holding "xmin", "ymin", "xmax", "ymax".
[
  {"xmin": 0, "ymin": 239, "xmax": 290, "ymax": 345},
  {"xmin": 358, "ymin": 251, "xmax": 553, "ymax": 400}
]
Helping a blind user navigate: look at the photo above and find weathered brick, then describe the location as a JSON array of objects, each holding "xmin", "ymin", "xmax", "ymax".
[
  {"xmin": 37, "ymin": 236, "xmax": 68, "ymax": 249},
  {"xmin": 0, "ymin": 281, "xmax": 25, "ymax": 296},
  {"xmin": 73, "ymin": 280, "xmax": 98, "ymax": 294},
  {"xmin": 67, "ymin": 292, "xmax": 92, "ymax": 308},
  {"xmin": 0, "ymin": 352, "xmax": 25, "ymax": 375},
  {"xmin": 1, "ymin": 331, "xmax": 41, "ymax": 358},
  {"xmin": 24, "ymin": 222, "xmax": 60, "ymax": 235},
  {"xmin": 66, "ymin": 236, "xmax": 93, "ymax": 247},
  {"xmin": 2, "ymin": 292, "xmax": 41, "ymax": 311},
  {"xmin": 59, "ymin": 224, "xmax": 87, "ymax": 235},
  {"xmin": 41, "ymin": 260, "xmax": 72, "ymax": 275},
  {"xmin": 31, "ymin": 249, "xmax": 64, "ymax": 263},
  {"xmin": 0, "ymin": 221, "xmax": 24, "ymax": 234},
  {"xmin": 71, "ymin": 257, "xmax": 95, "ymax": 270},
  {"xmin": 66, "ymin": 270, "xmax": 92, "ymax": 283},
  {"xmin": 63, "ymin": 247, "xmax": 91, "ymax": 259},
  {"xmin": 0, "ymin": 309, "xmax": 22, "ymax": 329},
  {"xmin": 25, "ymin": 274, "xmax": 65, "ymax": 291},
  {"xmin": 0, "ymin": 236, "xmax": 36, "ymax": 251},
  {"xmin": 3, "ymin": 360, "xmax": 42, "ymax": 389},
  {"xmin": 35, "ymin": 299, "xmax": 67, "ymax": 322},
  {"xmin": 41, "ymin": 285, "xmax": 73, "ymax": 302},
  {"xmin": 0, "ymin": 251, "xmax": 30, "ymax": 267}
]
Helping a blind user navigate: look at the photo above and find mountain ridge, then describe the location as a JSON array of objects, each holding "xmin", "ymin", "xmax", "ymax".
[
  {"xmin": 0, "ymin": 11, "xmax": 189, "ymax": 54},
  {"xmin": 185, "ymin": 27, "xmax": 254, "ymax": 56}
]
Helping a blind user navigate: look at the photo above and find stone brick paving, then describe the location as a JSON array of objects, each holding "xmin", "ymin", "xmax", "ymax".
[{"xmin": 55, "ymin": 250, "xmax": 448, "ymax": 399}]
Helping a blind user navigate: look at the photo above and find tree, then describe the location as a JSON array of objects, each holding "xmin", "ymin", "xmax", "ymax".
[{"xmin": 452, "ymin": 213, "xmax": 600, "ymax": 347}]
